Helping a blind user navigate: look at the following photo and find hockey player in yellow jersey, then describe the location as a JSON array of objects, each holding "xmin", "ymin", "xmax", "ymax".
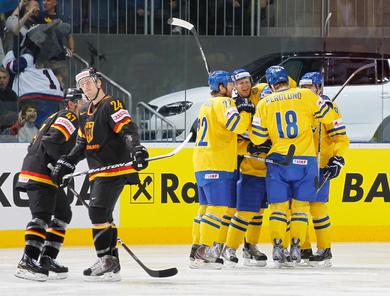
[
  {"xmin": 191, "ymin": 70, "xmax": 254, "ymax": 269},
  {"xmin": 249, "ymin": 65, "xmax": 339, "ymax": 267},
  {"xmin": 219, "ymin": 69, "xmax": 269, "ymax": 267},
  {"xmin": 298, "ymin": 72, "xmax": 349, "ymax": 267}
]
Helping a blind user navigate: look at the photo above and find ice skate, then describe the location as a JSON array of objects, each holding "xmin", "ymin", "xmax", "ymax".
[
  {"xmin": 189, "ymin": 244, "xmax": 201, "ymax": 262},
  {"xmin": 15, "ymin": 254, "xmax": 48, "ymax": 282},
  {"xmin": 83, "ymin": 255, "xmax": 121, "ymax": 282},
  {"xmin": 221, "ymin": 246, "xmax": 238, "ymax": 267},
  {"xmin": 309, "ymin": 248, "xmax": 332, "ymax": 268},
  {"xmin": 290, "ymin": 239, "xmax": 301, "ymax": 262},
  {"xmin": 40, "ymin": 255, "xmax": 68, "ymax": 280},
  {"xmin": 191, "ymin": 243, "xmax": 224, "ymax": 270},
  {"xmin": 242, "ymin": 242, "xmax": 267, "ymax": 267},
  {"xmin": 273, "ymin": 240, "xmax": 293, "ymax": 268},
  {"xmin": 297, "ymin": 249, "xmax": 313, "ymax": 266}
]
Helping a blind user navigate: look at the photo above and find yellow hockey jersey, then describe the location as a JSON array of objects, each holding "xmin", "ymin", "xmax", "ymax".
[
  {"xmin": 193, "ymin": 96, "xmax": 251, "ymax": 175},
  {"xmin": 239, "ymin": 83, "xmax": 268, "ymax": 177},
  {"xmin": 249, "ymin": 87, "xmax": 339, "ymax": 157},
  {"xmin": 313, "ymin": 101, "xmax": 350, "ymax": 168}
]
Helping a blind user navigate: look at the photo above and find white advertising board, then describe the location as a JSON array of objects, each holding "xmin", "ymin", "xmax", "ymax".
[{"xmin": 0, "ymin": 143, "xmax": 119, "ymax": 230}]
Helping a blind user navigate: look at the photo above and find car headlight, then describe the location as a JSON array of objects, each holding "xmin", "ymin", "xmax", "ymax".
[{"xmin": 158, "ymin": 101, "xmax": 193, "ymax": 117}]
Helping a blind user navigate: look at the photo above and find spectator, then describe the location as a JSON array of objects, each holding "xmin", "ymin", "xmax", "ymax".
[
  {"xmin": 127, "ymin": 0, "xmax": 161, "ymax": 34},
  {"xmin": 17, "ymin": 102, "xmax": 38, "ymax": 142},
  {"xmin": 0, "ymin": 67, "xmax": 18, "ymax": 132},
  {"xmin": 42, "ymin": 0, "xmax": 74, "ymax": 88},
  {"xmin": 3, "ymin": 50, "xmax": 64, "ymax": 127},
  {"xmin": 3, "ymin": 102, "xmax": 38, "ymax": 143},
  {"xmin": 5, "ymin": 0, "xmax": 42, "ymax": 52}
]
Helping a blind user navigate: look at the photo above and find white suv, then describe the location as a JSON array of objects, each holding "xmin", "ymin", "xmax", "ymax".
[{"xmin": 141, "ymin": 51, "xmax": 390, "ymax": 142}]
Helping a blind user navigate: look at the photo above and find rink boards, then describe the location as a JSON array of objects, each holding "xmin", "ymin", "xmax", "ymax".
[{"xmin": 0, "ymin": 143, "xmax": 389, "ymax": 247}]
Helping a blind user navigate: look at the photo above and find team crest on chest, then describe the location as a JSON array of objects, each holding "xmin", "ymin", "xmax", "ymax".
[{"xmin": 85, "ymin": 121, "xmax": 95, "ymax": 143}]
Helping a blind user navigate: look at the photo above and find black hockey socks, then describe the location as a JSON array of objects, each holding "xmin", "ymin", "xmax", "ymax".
[
  {"xmin": 110, "ymin": 225, "xmax": 118, "ymax": 257},
  {"xmin": 24, "ymin": 218, "xmax": 48, "ymax": 260},
  {"xmin": 42, "ymin": 218, "xmax": 67, "ymax": 259},
  {"xmin": 92, "ymin": 224, "xmax": 113, "ymax": 258}
]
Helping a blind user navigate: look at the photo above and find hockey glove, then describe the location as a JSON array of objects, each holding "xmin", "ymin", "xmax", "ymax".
[
  {"xmin": 51, "ymin": 155, "xmax": 76, "ymax": 186},
  {"xmin": 131, "ymin": 145, "xmax": 149, "ymax": 171},
  {"xmin": 247, "ymin": 139, "xmax": 272, "ymax": 156},
  {"xmin": 235, "ymin": 96, "xmax": 255, "ymax": 114},
  {"xmin": 324, "ymin": 156, "xmax": 345, "ymax": 179}
]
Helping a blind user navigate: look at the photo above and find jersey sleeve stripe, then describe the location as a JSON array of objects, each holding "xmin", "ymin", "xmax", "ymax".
[
  {"xmin": 226, "ymin": 113, "xmax": 240, "ymax": 131},
  {"xmin": 313, "ymin": 103, "xmax": 327, "ymax": 116},
  {"xmin": 113, "ymin": 117, "xmax": 131, "ymax": 133},
  {"xmin": 314, "ymin": 104, "xmax": 331, "ymax": 119},
  {"xmin": 252, "ymin": 130, "xmax": 269, "ymax": 138},
  {"xmin": 226, "ymin": 113, "xmax": 239, "ymax": 129},
  {"xmin": 251, "ymin": 124, "xmax": 268, "ymax": 132},
  {"xmin": 330, "ymin": 132, "xmax": 347, "ymax": 137},
  {"xmin": 52, "ymin": 124, "xmax": 70, "ymax": 141},
  {"xmin": 327, "ymin": 125, "xmax": 346, "ymax": 134}
]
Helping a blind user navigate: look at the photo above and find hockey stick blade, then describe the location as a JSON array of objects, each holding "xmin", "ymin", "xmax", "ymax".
[
  {"xmin": 168, "ymin": 18, "xmax": 210, "ymax": 74},
  {"xmin": 243, "ymin": 144, "xmax": 295, "ymax": 166},
  {"xmin": 168, "ymin": 17, "xmax": 194, "ymax": 31},
  {"xmin": 279, "ymin": 144, "xmax": 296, "ymax": 166},
  {"xmin": 64, "ymin": 132, "xmax": 193, "ymax": 180},
  {"xmin": 66, "ymin": 186, "xmax": 178, "ymax": 278},
  {"xmin": 117, "ymin": 238, "xmax": 178, "ymax": 278}
]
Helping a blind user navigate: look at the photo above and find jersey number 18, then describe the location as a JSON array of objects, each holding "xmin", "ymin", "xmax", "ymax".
[{"xmin": 275, "ymin": 110, "xmax": 298, "ymax": 139}]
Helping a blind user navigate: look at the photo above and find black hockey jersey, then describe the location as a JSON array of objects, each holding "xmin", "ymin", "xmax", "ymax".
[
  {"xmin": 17, "ymin": 109, "xmax": 79, "ymax": 190},
  {"xmin": 76, "ymin": 95, "xmax": 139, "ymax": 182}
]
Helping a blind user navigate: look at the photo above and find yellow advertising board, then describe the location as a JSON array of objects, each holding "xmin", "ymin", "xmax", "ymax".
[
  {"xmin": 1, "ymin": 145, "xmax": 389, "ymax": 247},
  {"xmin": 118, "ymin": 146, "xmax": 390, "ymax": 244}
]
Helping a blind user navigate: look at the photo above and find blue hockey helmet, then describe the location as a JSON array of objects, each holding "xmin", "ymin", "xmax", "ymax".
[
  {"xmin": 299, "ymin": 72, "xmax": 322, "ymax": 87},
  {"xmin": 231, "ymin": 68, "xmax": 252, "ymax": 84},
  {"xmin": 208, "ymin": 70, "xmax": 232, "ymax": 92},
  {"xmin": 265, "ymin": 66, "xmax": 289, "ymax": 85},
  {"xmin": 259, "ymin": 85, "xmax": 272, "ymax": 99}
]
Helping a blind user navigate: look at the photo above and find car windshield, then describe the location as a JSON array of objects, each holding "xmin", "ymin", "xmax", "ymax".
[{"xmin": 246, "ymin": 53, "xmax": 381, "ymax": 87}]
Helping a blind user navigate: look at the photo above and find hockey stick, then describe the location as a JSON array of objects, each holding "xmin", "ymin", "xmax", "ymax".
[
  {"xmin": 63, "ymin": 132, "xmax": 193, "ymax": 180},
  {"xmin": 331, "ymin": 62, "xmax": 376, "ymax": 102},
  {"xmin": 66, "ymin": 185, "xmax": 178, "ymax": 278},
  {"xmin": 168, "ymin": 17, "xmax": 211, "ymax": 74},
  {"xmin": 314, "ymin": 171, "xmax": 331, "ymax": 193},
  {"xmin": 243, "ymin": 144, "xmax": 296, "ymax": 166},
  {"xmin": 317, "ymin": 12, "xmax": 332, "ymax": 179}
]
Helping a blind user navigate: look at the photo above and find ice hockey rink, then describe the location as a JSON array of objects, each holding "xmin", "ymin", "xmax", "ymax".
[{"xmin": 0, "ymin": 243, "xmax": 389, "ymax": 296}]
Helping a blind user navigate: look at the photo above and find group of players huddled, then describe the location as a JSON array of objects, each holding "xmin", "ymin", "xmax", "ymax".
[
  {"xmin": 12, "ymin": 63, "xmax": 348, "ymax": 282},
  {"xmin": 190, "ymin": 66, "xmax": 349, "ymax": 269}
]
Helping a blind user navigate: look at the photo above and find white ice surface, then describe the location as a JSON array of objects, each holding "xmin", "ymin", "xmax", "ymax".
[{"xmin": 1, "ymin": 243, "xmax": 390, "ymax": 296}]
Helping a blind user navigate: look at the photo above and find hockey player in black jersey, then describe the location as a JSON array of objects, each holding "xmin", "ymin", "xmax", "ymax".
[
  {"xmin": 51, "ymin": 68, "xmax": 149, "ymax": 282},
  {"xmin": 15, "ymin": 88, "xmax": 84, "ymax": 282}
]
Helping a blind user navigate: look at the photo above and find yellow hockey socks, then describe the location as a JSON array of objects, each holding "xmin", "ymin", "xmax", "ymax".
[
  {"xmin": 310, "ymin": 202, "xmax": 331, "ymax": 249},
  {"xmin": 290, "ymin": 200, "xmax": 310, "ymax": 244},
  {"xmin": 245, "ymin": 210, "xmax": 264, "ymax": 245},
  {"xmin": 200, "ymin": 206, "xmax": 228, "ymax": 247},
  {"xmin": 269, "ymin": 201, "xmax": 289, "ymax": 244},
  {"xmin": 216, "ymin": 207, "xmax": 236, "ymax": 245},
  {"xmin": 192, "ymin": 205, "xmax": 206, "ymax": 245},
  {"xmin": 226, "ymin": 211, "xmax": 255, "ymax": 250}
]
